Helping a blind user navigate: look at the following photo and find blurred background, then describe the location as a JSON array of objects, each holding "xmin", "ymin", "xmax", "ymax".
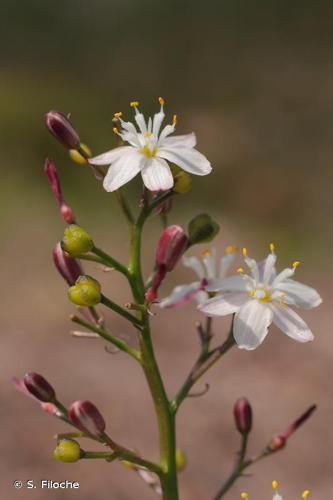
[{"xmin": 1, "ymin": 0, "xmax": 332, "ymax": 498}]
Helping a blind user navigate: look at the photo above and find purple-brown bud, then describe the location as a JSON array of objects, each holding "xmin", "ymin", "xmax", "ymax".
[
  {"xmin": 234, "ymin": 397, "xmax": 252, "ymax": 434},
  {"xmin": 44, "ymin": 159, "xmax": 75, "ymax": 223},
  {"xmin": 53, "ymin": 242, "xmax": 83, "ymax": 286},
  {"xmin": 70, "ymin": 400, "xmax": 106, "ymax": 436},
  {"xmin": 268, "ymin": 404, "xmax": 317, "ymax": 453},
  {"xmin": 45, "ymin": 110, "xmax": 80, "ymax": 149},
  {"xmin": 156, "ymin": 225, "xmax": 188, "ymax": 272},
  {"xmin": 23, "ymin": 372, "xmax": 56, "ymax": 403}
]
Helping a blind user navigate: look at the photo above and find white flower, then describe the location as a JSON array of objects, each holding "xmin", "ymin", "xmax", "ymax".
[
  {"xmin": 198, "ymin": 244, "xmax": 322, "ymax": 350},
  {"xmin": 89, "ymin": 98, "xmax": 212, "ymax": 192},
  {"xmin": 159, "ymin": 246, "xmax": 237, "ymax": 308},
  {"xmin": 240, "ymin": 482, "xmax": 310, "ymax": 500}
]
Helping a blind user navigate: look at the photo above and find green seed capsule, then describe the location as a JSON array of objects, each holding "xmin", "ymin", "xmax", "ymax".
[
  {"xmin": 176, "ymin": 449, "xmax": 187, "ymax": 472},
  {"xmin": 188, "ymin": 213, "xmax": 220, "ymax": 244},
  {"xmin": 62, "ymin": 224, "xmax": 93, "ymax": 257},
  {"xmin": 68, "ymin": 276, "xmax": 101, "ymax": 306},
  {"xmin": 53, "ymin": 439, "xmax": 81, "ymax": 463}
]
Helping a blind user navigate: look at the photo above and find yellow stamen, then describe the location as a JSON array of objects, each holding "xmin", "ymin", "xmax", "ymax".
[
  {"xmin": 202, "ymin": 249, "xmax": 211, "ymax": 257},
  {"xmin": 130, "ymin": 101, "xmax": 139, "ymax": 107},
  {"xmin": 242, "ymin": 247, "xmax": 247, "ymax": 256},
  {"xmin": 113, "ymin": 127, "xmax": 119, "ymax": 134},
  {"xmin": 272, "ymin": 480, "xmax": 278, "ymax": 490},
  {"xmin": 270, "ymin": 242, "xmax": 275, "ymax": 252},
  {"xmin": 114, "ymin": 112, "xmax": 122, "ymax": 118},
  {"xmin": 292, "ymin": 261, "xmax": 301, "ymax": 268},
  {"xmin": 237, "ymin": 267, "xmax": 245, "ymax": 273},
  {"xmin": 144, "ymin": 131, "xmax": 152, "ymax": 137},
  {"xmin": 302, "ymin": 490, "xmax": 310, "ymax": 499},
  {"xmin": 225, "ymin": 245, "xmax": 238, "ymax": 254},
  {"xmin": 240, "ymin": 493, "xmax": 248, "ymax": 499},
  {"xmin": 173, "ymin": 114, "xmax": 177, "ymax": 125},
  {"xmin": 249, "ymin": 290, "xmax": 255, "ymax": 297},
  {"xmin": 158, "ymin": 96, "xmax": 165, "ymax": 106}
]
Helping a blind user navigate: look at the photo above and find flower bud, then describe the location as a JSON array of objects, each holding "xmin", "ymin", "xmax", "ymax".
[
  {"xmin": 23, "ymin": 372, "xmax": 56, "ymax": 403},
  {"xmin": 62, "ymin": 224, "xmax": 93, "ymax": 257},
  {"xmin": 44, "ymin": 159, "xmax": 75, "ymax": 223},
  {"xmin": 156, "ymin": 225, "xmax": 188, "ymax": 272},
  {"xmin": 269, "ymin": 405, "xmax": 316, "ymax": 453},
  {"xmin": 53, "ymin": 439, "xmax": 82, "ymax": 463},
  {"xmin": 45, "ymin": 110, "xmax": 80, "ymax": 149},
  {"xmin": 69, "ymin": 143, "xmax": 92, "ymax": 165},
  {"xmin": 70, "ymin": 400, "xmax": 106, "ymax": 436},
  {"xmin": 53, "ymin": 242, "xmax": 83, "ymax": 286},
  {"xmin": 188, "ymin": 213, "xmax": 220, "ymax": 245},
  {"xmin": 171, "ymin": 165, "xmax": 192, "ymax": 194},
  {"xmin": 68, "ymin": 276, "xmax": 101, "ymax": 306},
  {"xmin": 234, "ymin": 397, "xmax": 252, "ymax": 435},
  {"xmin": 175, "ymin": 449, "xmax": 187, "ymax": 472}
]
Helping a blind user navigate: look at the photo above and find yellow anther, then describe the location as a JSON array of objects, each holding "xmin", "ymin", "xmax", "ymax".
[
  {"xmin": 302, "ymin": 490, "xmax": 310, "ymax": 499},
  {"xmin": 272, "ymin": 480, "xmax": 278, "ymax": 490},
  {"xmin": 173, "ymin": 114, "xmax": 177, "ymax": 125},
  {"xmin": 242, "ymin": 247, "xmax": 247, "ymax": 256},
  {"xmin": 113, "ymin": 127, "xmax": 119, "ymax": 134},
  {"xmin": 237, "ymin": 267, "xmax": 245, "ymax": 273},
  {"xmin": 270, "ymin": 242, "xmax": 275, "ymax": 252},
  {"xmin": 158, "ymin": 96, "xmax": 165, "ymax": 106},
  {"xmin": 202, "ymin": 249, "xmax": 211, "ymax": 257},
  {"xmin": 249, "ymin": 290, "xmax": 255, "ymax": 297},
  {"xmin": 130, "ymin": 101, "xmax": 139, "ymax": 107},
  {"xmin": 225, "ymin": 245, "xmax": 238, "ymax": 254},
  {"xmin": 114, "ymin": 112, "xmax": 122, "ymax": 118},
  {"xmin": 240, "ymin": 493, "xmax": 248, "ymax": 499},
  {"xmin": 144, "ymin": 131, "xmax": 152, "ymax": 137},
  {"xmin": 292, "ymin": 261, "xmax": 301, "ymax": 268}
]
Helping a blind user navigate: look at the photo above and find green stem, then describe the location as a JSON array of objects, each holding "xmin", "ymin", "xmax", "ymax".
[
  {"xmin": 92, "ymin": 246, "xmax": 129, "ymax": 276},
  {"xmin": 70, "ymin": 314, "xmax": 141, "ymax": 361},
  {"xmin": 115, "ymin": 189, "xmax": 135, "ymax": 226},
  {"xmin": 100, "ymin": 295, "xmax": 143, "ymax": 327}
]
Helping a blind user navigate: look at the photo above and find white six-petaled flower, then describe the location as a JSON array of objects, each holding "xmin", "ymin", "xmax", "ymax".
[
  {"xmin": 240, "ymin": 481, "xmax": 310, "ymax": 500},
  {"xmin": 198, "ymin": 244, "xmax": 322, "ymax": 350},
  {"xmin": 159, "ymin": 246, "xmax": 237, "ymax": 308},
  {"xmin": 89, "ymin": 98, "xmax": 212, "ymax": 192}
]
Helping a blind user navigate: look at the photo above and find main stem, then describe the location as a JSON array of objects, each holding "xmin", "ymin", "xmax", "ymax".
[{"xmin": 129, "ymin": 202, "xmax": 179, "ymax": 499}]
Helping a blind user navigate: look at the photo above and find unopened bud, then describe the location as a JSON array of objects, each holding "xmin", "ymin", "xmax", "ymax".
[
  {"xmin": 23, "ymin": 372, "xmax": 56, "ymax": 403},
  {"xmin": 45, "ymin": 110, "xmax": 80, "ymax": 149},
  {"xmin": 68, "ymin": 276, "xmax": 101, "ymax": 306},
  {"xmin": 269, "ymin": 435, "xmax": 286, "ymax": 452},
  {"xmin": 176, "ymin": 449, "xmax": 187, "ymax": 472},
  {"xmin": 70, "ymin": 400, "xmax": 106, "ymax": 436},
  {"xmin": 44, "ymin": 159, "xmax": 75, "ymax": 223},
  {"xmin": 156, "ymin": 225, "xmax": 188, "ymax": 272},
  {"xmin": 62, "ymin": 224, "xmax": 93, "ymax": 257},
  {"xmin": 188, "ymin": 213, "xmax": 220, "ymax": 245},
  {"xmin": 53, "ymin": 242, "xmax": 83, "ymax": 286},
  {"xmin": 53, "ymin": 439, "xmax": 82, "ymax": 463},
  {"xmin": 69, "ymin": 143, "xmax": 92, "ymax": 165},
  {"xmin": 234, "ymin": 397, "xmax": 252, "ymax": 435},
  {"xmin": 171, "ymin": 165, "xmax": 192, "ymax": 194}
]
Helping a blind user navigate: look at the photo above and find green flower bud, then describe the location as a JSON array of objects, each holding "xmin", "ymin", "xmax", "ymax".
[
  {"xmin": 53, "ymin": 439, "xmax": 81, "ymax": 463},
  {"xmin": 62, "ymin": 224, "xmax": 93, "ymax": 257},
  {"xmin": 68, "ymin": 276, "xmax": 101, "ymax": 306},
  {"xmin": 175, "ymin": 449, "xmax": 187, "ymax": 472},
  {"xmin": 188, "ymin": 213, "xmax": 220, "ymax": 245},
  {"xmin": 171, "ymin": 165, "xmax": 192, "ymax": 194}
]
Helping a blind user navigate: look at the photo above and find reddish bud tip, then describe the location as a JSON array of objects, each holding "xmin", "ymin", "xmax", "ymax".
[
  {"xmin": 269, "ymin": 435, "xmax": 287, "ymax": 452},
  {"xmin": 53, "ymin": 242, "xmax": 83, "ymax": 286},
  {"xmin": 45, "ymin": 110, "xmax": 80, "ymax": 149},
  {"xmin": 70, "ymin": 400, "xmax": 106, "ymax": 436},
  {"xmin": 23, "ymin": 372, "xmax": 56, "ymax": 403},
  {"xmin": 44, "ymin": 159, "xmax": 75, "ymax": 223},
  {"xmin": 156, "ymin": 225, "xmax": 188, "ymax": 272},
  {"xmin": 60, "ymin": 203, "xmax": 75, "ymax": 224},
  {"xmin": 234, "ymin": 397, "xmax": 252, "ymax": 434}
]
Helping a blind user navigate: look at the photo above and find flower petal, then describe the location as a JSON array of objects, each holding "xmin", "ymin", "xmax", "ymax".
[
  {"xmin": 158, "ymin": 147, "xmax": 212, "ymax": 175},
  {"xmin": 182, "ymin": 255, "xmax": 205, "ymax": 279},
  {"xmin": 234, "ymin": 300, "xmax": 273, "ymax": 350},
  {"xmin": 159, "ymin": 282, "xmax": 202, "ymax": 308},
  {"xmin": 89, "ymin": 146, "xmax": 135, "ymax": 166},
  {"xmin": 219, "ymin": 252, "xmax": 236, "ymax": 279},
  {"xmin": 141, "ymin": 157, "xmax": 174, "ymax": 191},
  {"xmin": 103, "ymin": 151, "xmax": 145, "ymax": 192},
  {"xmin": 198, "ymin": 292, "xmax": 247, "ymax": 316},
  {"xmin": 206, "ymin": 274, "xmax": 249, "ymax": 293},
  {"xmin": 271, "ymin": 304, "xmax": 314, "ymax": 342},
  {"xmin": 162, "ymin": 133, "xmax": 196, "ymax": 149},
  {"xmin": 275, "ymin": 279, "xmax": 322, "ymax": 309}
]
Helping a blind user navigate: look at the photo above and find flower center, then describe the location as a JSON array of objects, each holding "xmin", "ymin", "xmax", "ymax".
[
  {"xmin": 141, "ymin": 144, "xmax": 158, "ymax": 158},
  {"xmin": 250, "ymin": 287, "xmax": 271, "ymax": 302}
]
